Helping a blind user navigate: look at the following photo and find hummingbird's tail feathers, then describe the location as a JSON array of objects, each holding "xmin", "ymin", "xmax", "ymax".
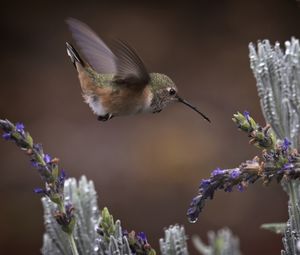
[{"xmin": 66, "ymin": 42, "xmax": 85, "ymax": 69}]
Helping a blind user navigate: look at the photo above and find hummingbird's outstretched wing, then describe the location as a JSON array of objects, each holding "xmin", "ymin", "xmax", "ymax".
[
  {"xmin": 112, "ymin": 40, "xmax": 150, "ymax": 87},
  {"xmin": 66, "ymin": 18, "xmax": 117, "ymax": 74},
  {"xmin": 66, "ymin": 18, "xmax": 150, "ymax": 88}
]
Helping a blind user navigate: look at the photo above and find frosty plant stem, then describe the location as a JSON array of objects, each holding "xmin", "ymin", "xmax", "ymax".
[
  {"xmin": 0, "ymin": 119, "xmax": 79, "ymax": 255},
  {"xmin": 68, "ymin": 234, "xmax": 79, "ymax": 255}
]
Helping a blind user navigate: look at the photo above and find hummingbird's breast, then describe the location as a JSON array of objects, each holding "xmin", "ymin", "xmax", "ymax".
[{"xmin": 77, "ymin": 67, "xmax": 153, "ymax": 116}]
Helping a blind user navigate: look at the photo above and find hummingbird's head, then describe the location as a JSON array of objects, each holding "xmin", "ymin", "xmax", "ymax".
[
  {"xmin": 149, "ymin": 73, "xmax": 178, "ymax": 108},
  {"xmin": 149, "ymin": 73, "xmax": 210, "ymax": 122}
]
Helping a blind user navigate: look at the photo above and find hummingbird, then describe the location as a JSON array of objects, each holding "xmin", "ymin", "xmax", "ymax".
[{"xmin": 66, "ymin": 18, "xmax": 210, "ymax": 122}]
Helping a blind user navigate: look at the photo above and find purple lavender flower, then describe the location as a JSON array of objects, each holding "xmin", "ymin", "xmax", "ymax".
[
  {"xmin": 33, "ymin": 143, "xmax": 43, "ymax": 154},
  {"xmin": 187, "ymin": 195, "xmax": 204, "ymax": 223},
  {"xmin": 282, "ymin": 163, "xmax": 294, "ymax": 173},
  {"xmin": 187, "ymin": 112, "xmax": 300, "ymax": 223},
  {"xmin": 211, "ymin": 168, "xmax": 224, "ymax": 177},
  {"xmin": 282, "ymin": 138, "xmax": 291, "ymax": 151},
  {"xmin": 0, "ymin": 119, "xmax": 74, "ymax": 234},
  {"xmin": 230, "ymin": 168, "xmax": 240, "ymax": 179},
  {"xmin": 243, "ymin": 111, "xmax": 250, "ymax": 121},
  {"xmin": 31, "ymin": 160, "xmax": 39, "ymax": 168},
  {"xmin": 137, "ymin": 232, "xmax": 147, "ymax": 244},
  {"xmin": 44, "ymin": 154, "xmax": 52, "ymax": 164},
  {"xmin": 54, "ymin": 204, "xmax": 75, "ymax": 234},
  {"xmin": 237, "ymin": 184, "xmax": 244, "ymax": 192},
  {"xmin": 15, "ymin": 122, "xmax": 25, "ymax": 134},
  {"xmin": 122, "ymin": 229, "xmax": 129, "ymax": 236},
  {"xmin": 2, "ymin": 132, "xmax": 11, "ymax": 140},
  {"xmin": 225, "ymin": 186, "xmax": 233, "ymax": 192},
  {"xmin": 200, "ymin": 179, "xmax": 211, "ymax": 189},
  {"xmin": 33, "ymin": 188, "xmax": 45, "ymax": 194},
  {"xmin": 58, "ymin": 170, "xmax": 66, "ymax": 189},
  {"xmin": 126, "ymin": 230, "xmax": 155, "ymax": 254},
  {"xmin": 33, "ymin": 187, "xmax": 49, "ymax": 196}
]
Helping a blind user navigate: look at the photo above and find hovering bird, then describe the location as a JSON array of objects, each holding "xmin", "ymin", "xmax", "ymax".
[{"xmin": 66, "ymin": 18, "xmax": 210, "ymax": 122}]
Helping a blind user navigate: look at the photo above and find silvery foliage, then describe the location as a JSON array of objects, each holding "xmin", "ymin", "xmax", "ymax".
[
  {"xmin": 41, "ymin": 176, "xmax": 132, "ymax": 255},
  {"xmin": 41, "ymin": 176, "xmax": 191, "ymax": 255},
  {"xmin": 159, "ymin": 225, "xmax": 188, "ymax": 255},
  {"xmin": 249, "ymin": 38, "xmax": 300, "ymax": 147},
  {"xmin": 192, "ymin": 228, "xmax": 241, "ymax": 255},
  {"xmin": 249, "ymin": 38, "xmax": 300, "ymax": 255}
]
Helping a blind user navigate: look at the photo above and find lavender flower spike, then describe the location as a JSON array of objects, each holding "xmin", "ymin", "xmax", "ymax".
[
  {"xmin": 0, "ymin": 119, "xmax": 79, "ymax": 255},
  {"xmin": 187, "ymin": 113, "xmax": 300, "ymax": 223}
]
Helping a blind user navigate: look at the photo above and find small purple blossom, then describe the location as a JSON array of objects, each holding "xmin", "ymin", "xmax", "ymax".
[
  {"xmin": 243, "ymin": 111, "xmax": 250, "ymax": 121},
  {"xmin": 15, "ymin": 122, "xmax": 25, "ymax": 134},
  {"xmin": 54, "ymin": 204, "xmax": 75, "ymax": 234},
  {"xmin": 31, "ymin": 160, "xmax": 39, "ymax": 168},
  {"xmin": 211, "ymin": 168, "xmax": 224, "ymax": 177},
  {"xmin": 200, "ymin": 179, "xmax": 211, "ymax": 189},
  {"xmin": 34, "ymin": 188, "xmax": 44, "ymax": 194},
  {"xmin": 65, "ymin": 203, "xmax": 74, "ymax": 216},
  {"xmin": 33, "ymin": 187, "xmax": 49, "ymax": 196},
  {"xmin": 33, "ymin": 143, "xmax": 43, "ymax": 154},
  {"xmin": 225, "ymin": 186, "xmax": 233, "ymax": 192},
  {"xmin": 137, "ymin": 232, "xmax": 147, "ymax": 244},
  {"xmin": 59, "ymin": 170, "xmax": 66, "ymax": 184},
  {"xmin": 237, "ymin": 184, "xmax": 244, "ymax": 192},
  {"xmin": 282, "ymin": 138, "xmax": 291, "ymax": 151},
  {"xmin": 191, "ymin": 195, "xmax": 202, "ymax": 205},
  {"xmin": 44, "ymin": 154, "xmax": 52, "ymax": 164},
  {"xmin": 283, "ymin": 163, "xmax": 294, "ymax": 171},
  {"xmin": 2, "ymin": 132, "xmax": 11, "ymax": 140},
  {"xmin": 230, "ymin": 168, "xmax": 240, "ymax": 179}
]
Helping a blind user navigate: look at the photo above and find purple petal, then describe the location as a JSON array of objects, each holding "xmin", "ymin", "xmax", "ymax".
[
  {"xmin": 44, "ymin": 154, "xmax": 52, "ymax": 164},
  {"xmin": 137, "ymin": 232, "xmax": 147, "ymax": 243},
  {"xmin": 31, "ymin": 160, "xmax": 39, "ymax": 168},
  {"xmin": 230, "ymin": 168, "xmax": 240, "ymax": 179},
  {"xmin": 243, "ymin": 111, "xmax": 250, "ymax": 121},
  {"xmin": 199, "ymin": 179, "xmax": 211, "ymax": 189},
  {"xmin": 33, "ymin": 144, "xmax": 44, "ymax": 155},
  {"xmin": 282, "ymin": 138, "xmax": 291, "ymax": 151},
  {"xmin": 237, "ymin": 184, "xmax": 244, "ymax": 192},
  {"xmin": 225, "ymin": 186, "xmax": 233, "ymax": 192},
  {"xmin": 2, "ymin": 132, "xmax": 11, "ymax": 140},
  {"xmin": 33, "ymin": 188, "xmax": 45, "ymax": 194},
  {"xmin": 211, "ymin": 168, "xmax": 224, "ymax": 177},
  {"xmin": 16, "ymin": 122, "xmax": 25, "ymax": 133},
  {"xmin": 59, "ymin": 170, "xmax": 66, "ymax": 184}
]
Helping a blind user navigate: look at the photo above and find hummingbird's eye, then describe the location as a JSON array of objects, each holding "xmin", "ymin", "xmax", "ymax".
[{"xmin": 169, "ymin": 88, "xmax": 176, "ymax": 96}]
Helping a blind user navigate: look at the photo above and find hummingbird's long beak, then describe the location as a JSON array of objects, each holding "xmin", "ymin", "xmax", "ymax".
[{"xmin": 176, "ymin": 95, "xmax": 211, "ymax": 122}]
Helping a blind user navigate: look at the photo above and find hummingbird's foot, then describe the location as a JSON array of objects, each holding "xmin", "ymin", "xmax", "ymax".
[
  {"xmin": 97, "ymin": 113, "xmax": 114, "ymax": 121},
  {"xmin": 153, "ymin": 110, "xmax": 162, "ymax": 114}
]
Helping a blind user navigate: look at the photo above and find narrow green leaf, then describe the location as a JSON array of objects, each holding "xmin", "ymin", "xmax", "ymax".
[{"xmin": 261, "ymin": 223, "xmax": 286, "ymax": 234}]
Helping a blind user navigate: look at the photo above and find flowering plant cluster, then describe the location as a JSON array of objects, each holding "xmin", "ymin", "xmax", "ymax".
[
  {"xmin": 0, "ymin": 119, "xmax": 159, "ymax": 255},
  {"xmin": 187, "ymin": 111, "xmax": 300, "ymax": 223},
  {"xmin": 0, "ymin": 119, "xmax": 74, "ymax": 233},
  {"xmin": 97, "ymin": 207, "xmax": 156, "ymax": 255}
]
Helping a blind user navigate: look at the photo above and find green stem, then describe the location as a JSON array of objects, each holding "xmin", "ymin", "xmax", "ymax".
[
  {"xmin": 68, "ymin": 234, "xmax": 79, "ymax": 255},
  {"xmin": 59, "ymin": 202, "xmax": 79, "ymax": 255},
  {"xmin": 58, "ymin": 200, "xmax": 79, "ymax": 254}
]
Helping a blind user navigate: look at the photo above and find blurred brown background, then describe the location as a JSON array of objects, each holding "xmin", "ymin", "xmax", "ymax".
[{"xmin": 0, "ymin": 0, "xmax": 300, "ymax": 254}]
